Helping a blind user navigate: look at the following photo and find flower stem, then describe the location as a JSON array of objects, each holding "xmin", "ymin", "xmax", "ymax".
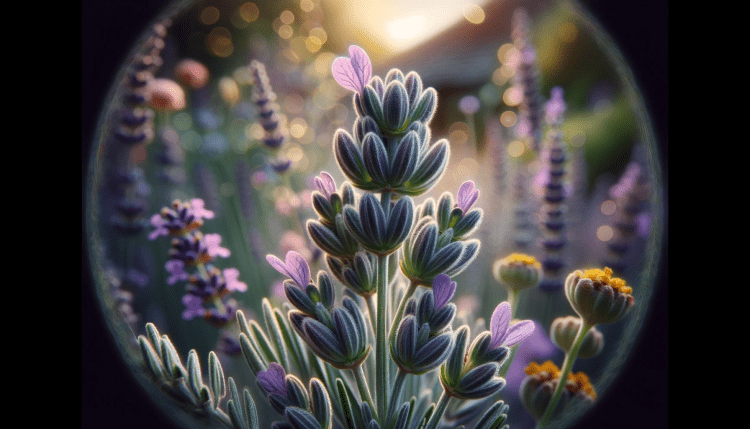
[
  {"xmin": 385, "ymin": 369, "xmax": 407, "ymax": 426},
  {"xmin": 538, "ymin": 320, "xmax": 593, "ymax": 427},
  {"xmin": 353, "ymin": 366, "xmax": 377, "ymax": 419},
  {"xmin": 388, "ymin": 281, "xmax": 418, "ymax": 343},
  {"xmin": 376, "ymin": 252, "xmax": 390, "ymax": 423},
  {"xmin": 424, "ymin": 390, "xmax": 451, "ymax": 429}
]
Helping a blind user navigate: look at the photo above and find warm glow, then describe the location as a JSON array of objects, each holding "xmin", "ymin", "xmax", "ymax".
[
  {"xmin": 500, "ymin": 111, "xmax": 517, "ymax": 127},
  {"xmin": 596, "ymin": 225, "xmax": 614, "ymax": 241},
  {"xmin": 507, "ymin": 140, "xmax": 525, "ymax": 157},
  {"xmin": 462, "ymin": 4, "xmax": 485, "ymax": 24},
  {"xmin": 600, "ymin": 200, "xmax": 617, "ymax": 215},
  {"xmin": 386, "ymin": 15, "xmax": 426, "ymax": 40}
]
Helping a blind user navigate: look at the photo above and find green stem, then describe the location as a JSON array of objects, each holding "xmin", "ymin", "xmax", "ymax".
[
  {"xmin": 353, "ymin": 366, "xmax": 377, "ymax": 419},
  {"xmin": 424, "ymin": 390, "xmax": 451, "ymax": 429},
  {"xmin": 538, "ymin": 320, "xmax": 593, "ymax": 427},
  {"xmin": 385, "ymin": 370, "xmax": 407, "ymax": 426},
  {"xmin": 388, "ymin": 281, "xmax": 418, "ymax": 343},
  {"xmin": 366, "ymin": 294, "xmax": 377, "ymax": 344},
  {"xmin": 376, "ymin": 252, "xmax": 390, "ymax": 423}
]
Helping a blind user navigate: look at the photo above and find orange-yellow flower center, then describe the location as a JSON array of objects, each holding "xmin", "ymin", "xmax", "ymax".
[
  {"xmin": 566, "ymin": 372, "xmax": 597, "ymax": 399},
  {"xmin": 582, "ymin": 267, "xmax": 632, "ymax": 294},
  {"xmin": 504, "ymin": 253, "xmax": 541, "ymax": 268},
  {"xmin": 525, "ymin": 360, "xmax": 561, "ymax": 381}
]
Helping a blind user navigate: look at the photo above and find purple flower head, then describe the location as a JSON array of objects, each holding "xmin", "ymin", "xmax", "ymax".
[
  {"xmin": 147, "ymin": 199, "xmax": 214, "ymax": 240},
  {"xmin": 331, "ymin": 45, "xmax": 371, "ymax": 93},
  {"xmin": 545, "ymin": 86, "xmax": 566, "ymax": 124},
  {"xmin": 266, "ymin": 251, "xmax": 311, "ymax": 288},
  {"xmin": 314, "ymin": 171, "xmax": 336, "ymax": 199},
  {"xmin": 489, "ymin": 302, "xmax": 535, "ymax": 349},
  {"xmin": 457, "ymin": 181, "xmax": 479, "ymax": 213},
  {"xmin": 257, "ymin": 362, "xmax": 288, "ymax": 398},
  {"xmin": 458, "ymin": 95, "xmax": 480, "ymax": 115},
  {"xmin": 165, "ymin": 259, "xmax": 188, "ymax": 285},
  {"xmin": 432, "ymin": 273, "xmax": 456, "ymax": 310},
  {"xmin": 223, "ymin": 268, "xmax": 247, "ymax": 292}
]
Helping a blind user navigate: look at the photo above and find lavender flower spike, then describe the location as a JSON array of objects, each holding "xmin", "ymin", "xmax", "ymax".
[
  {"xmin": 266, "ymin": 251, "xmax": 311, "ymax": 288},
  {"xmin": 314, "ymin": 171, "xmax": 336, "ymax": 199},
  {"xmin": 332, "ymin": 45, "xmax": 371, "ymax": 93},
  {"xmin": 489, "ymin": 302, "xmax": 535, "ymax": 349},
  {"xmin": 257, "ymin": 362, "xmax": 288, "ymax": 398},
  {"xmin": 457, "ymin": 180, "xmax": 480, "ymax": 213},
  {"xmin": 432, "ymin": 273, "xmax": 456, "ymax": 310}
]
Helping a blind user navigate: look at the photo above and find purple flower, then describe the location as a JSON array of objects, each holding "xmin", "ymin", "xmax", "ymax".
[
  {"xmin": 257, "ymin": 362, "xmax": 288, "ymax": 398},
  {"xmin": 223, "ymin": 268, "xmax": 247, "ymax": 292},
  {"xmin": 331, "ymin": 45, "xmax": 371, "ymax": 93},
  {"xmin": 432, "ymin": 273, "xmax": 456, "ymax": 310},
  {"xmin": 182, "ymin": 294, "xmax": 206, "ymax": 320},
  {"xmin": 458, "ymin": 95, "xmax": 480, "ymax": 115},
  {"xmin": 149, "ymin": 213, "xmax": 169, "ymax": 240},
  {"xmin": 266, "ymin": 251, "xmax": 311, "ymax": 288},
  {"xmin": 545, "ymin": 86, "xmax": 566, "ymax": 124},
  {"xmin": 489, "ymin": 302, "xmax": 535, "ymax": 349},
  {"xmin": 165, "ymin": 259, "xmax": 188, "ymax": 285},
  {"xmin": 314, "ymin": 171, "xmax": 336, "ymax": 199},
  {"xmin": 204, "ymin": 233, "xmax": 230, "ymax": 258},
  {"xmin": 457, "ymin": 181, "xmax": 479, "ymax": 213}
]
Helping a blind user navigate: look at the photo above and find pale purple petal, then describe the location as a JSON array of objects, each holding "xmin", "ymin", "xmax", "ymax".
[
  {"xmin": 332, "ymin": 45, "xmax": 371, "ymax": 93},
  {"xmin": 205, "ymin": 234, "xmax": 230, "ymax": 258},
  {"xmin": 457, "ymin": 181, "xmax": 479, "ymax": 213},
  {"xmin": 165, "ymin": 260, "xmax": 188, "ymax": 285},
  {"xmin": 181, "ymin": 294, "xmax": 205, "ymax": 320},
  {"xmin": 257, "ymin": 362, "xmax": 287, "ymax": 398},
  {"xmin": 490, "ymin": 302, "xmax": 512, "ymax": 349},
  {"xmin": 314, "ymin": 171, "xmax": 336, "ymax": 199},
  {"xmin": 190, "ymin": 198, "xmax": 215, "ymax": 219},
  {"xmin": 267, "ymin": 254, "xmax": 292, "ymax": 279},
  {"xmin": 432, "ymin": 273, "xmax": 456, "ymax": 310},
  {"xmin": 223, "ymin": 268, "xmax": 247, "ymax": 292},
  {"xmin": 148, "ymin": 214, "xmax": 168, "ymax": 240},
  {"xmin": 503, "ymin": 320, "xmax": 535, "ymax": 347},
  {"xmin": 285, "ymin": 251, "xmax": 310, "ymax": 287}
]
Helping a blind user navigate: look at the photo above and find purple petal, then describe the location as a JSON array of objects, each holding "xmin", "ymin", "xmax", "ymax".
[
  {"xmin": 165, "ymin": 260, "xmax": 188, "ymax": 285},
  {"xmin": 490, "ymin": 302, "xmax": 512, "ymax": 349},
  {"xmin": 205, "ymin": 234, "xmax": 230, "ymax": 258},
  {"xmin": 285, "ymin": 251, "xmax": 310, "ymax": 287},
  {"xmin": 432, "ymin": 274, "xmax": 456, "ymax": 310},
  {"xmin": 331, "ymin": 45, "xmax": 371, "ymax": 93},
  {"xmin": 267, "ymin": 254, "xmax": 292, "ymax": 279},
  {"xmin": 314, "ymin": 171, "xmax": 336, "ymax": 199},
  {"xmin": 457, "ymin": 181, "xmax": 479, "ymax": 213},
  {"xmin": 257, "ymin": 362, "xmax": 287, "ymax": 398},
  {"xmin": 503, "ymin": 320, "xmax": 535, "ymax": 347},
  {"xmin": 223, "ymin": 268, "xmax": 247, "ymax": 292},
  {"xmin": 190, "ymin": 198, "xmax": 215, "ymax": 219}
]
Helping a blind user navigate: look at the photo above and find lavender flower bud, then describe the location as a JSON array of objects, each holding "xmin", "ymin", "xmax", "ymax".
[
  {"xmin": 492, "ymin": 253, "xmax": 543, "ymax": 292},
  {"xmin": 342, "ymin": 193, "xmax": 413, "ymax": 256}
]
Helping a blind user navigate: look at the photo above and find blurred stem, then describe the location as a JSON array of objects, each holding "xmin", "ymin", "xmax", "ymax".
[
  {"xmin": 538, "ymin": 320, "xmax": 593, "ymax": 427},
  {"xmin": 353, "ymin": 365, "xmax": 377, "ymax": 418}
]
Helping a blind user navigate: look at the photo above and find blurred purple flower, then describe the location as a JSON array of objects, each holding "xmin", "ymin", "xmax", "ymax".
[
  {"xmin": 458, "ymin": 95, "xmax": 480, "ymax": 115},
  {"xmin": 223, "ymin": 268, "xmax": 247, "ymax": 292},
  {"xmin": 489, "ymin": 302, "xmax": 535, "ymax": 349},
  {"xmin": 457, "ymin": 181, "xmax": 479, "ymax": 213},
  {"xmin": 165, "ymin": 259, "xmax": 188, "ymax": 285},
  {"xmin": 266, "ymin": 251, "xmax": 310, "ymax": 288},
  {"xmin": 257, "ymin": 362, "xmax": 287, "ymax": 398},
  {"xmin": 432, "ymin": 273, "xmax": 456, "ymax": 310},
  {"xmin": 182, "ymin": 294, "xmax": 206, "ymax": 320},
  {"xmin": 314, "ymin": 171, "xmax": 336, "ymax": 199},
  {"xmin": 545, "ymin": 86, "xmax": 566, "ymax": 124},
  {"xmin": 332, "ymin": 45, "xmax": 371, "ymax": 93},
  {"xmin": 204, "ymin": 233, "xmax": 230, "ymax": 258}
]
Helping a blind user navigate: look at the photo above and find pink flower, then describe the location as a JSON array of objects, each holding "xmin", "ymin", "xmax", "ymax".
[{"xmin": 331, "ymin": 45, "xmax": 372, "ymax": 93}]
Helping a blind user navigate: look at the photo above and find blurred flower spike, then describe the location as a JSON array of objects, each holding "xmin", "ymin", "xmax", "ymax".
[
  {"xmin": 489, "ymin": 302, "xmax": 535, "ymax": 349},
  {"xmin": 332, "ymin": 45, "xmax": 372, "ymax": 93}
]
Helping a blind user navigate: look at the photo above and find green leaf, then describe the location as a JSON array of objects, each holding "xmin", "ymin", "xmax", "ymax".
[
  {"xmin": 249, "ymin": 320, "xmax": 280, "ymax": 364},
  {"xmin": 160, "ymin": 335, "xmax": 186, "ymax": 379},
  {"xmin": 227, "ymin": 378, "xmax": 248, "ymax": 429},
  {"xmin": 239, "ymin": 333, "xmax": 266, "ymax": 375},
  {"xmin": 145, "ymin": 323, "xmax": 162, "ymax": 356},
  {"xmin": 208, "ymin": 351, "xmax": 226, "ymax": 408},
  {"xmin": 263, "ymin": 298, "xmax": 290, "ymax": 369},
  {"xmin": 187, "ymin": 350, "xmax": 204, "ymax": 399},
  {"xmin": 138, "ymin": 336, "xmax": 166, "ymax": 380},
  {"xmin": 244, "ymin": 388, "xmax": 260, "ymax": 429}
]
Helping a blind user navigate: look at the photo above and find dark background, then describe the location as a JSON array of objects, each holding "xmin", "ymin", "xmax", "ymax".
[{"xmin": 81, "ymin": 0, "xmax": 668, "ymax": 428}]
